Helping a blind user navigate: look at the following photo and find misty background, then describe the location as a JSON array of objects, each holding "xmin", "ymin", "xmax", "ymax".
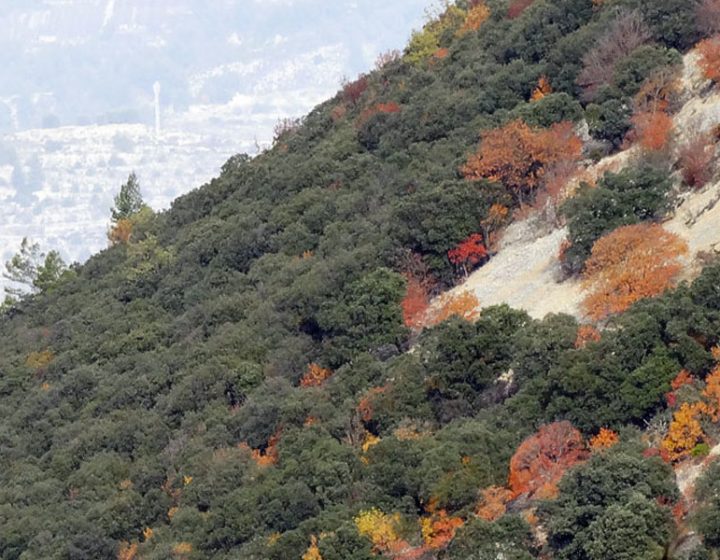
[{"xmin": 0, "ymin": 0, "xmax": 428, "ymax": 294}]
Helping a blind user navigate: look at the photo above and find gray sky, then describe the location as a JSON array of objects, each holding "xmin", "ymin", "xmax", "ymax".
[{"xmin": 0, "ymin": 0, "xmax": 431, "ymax": 132}]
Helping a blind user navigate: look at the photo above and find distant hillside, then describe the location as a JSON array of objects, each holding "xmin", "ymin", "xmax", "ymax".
[
  {"xmin": 2, "ymin": 1, "xmax": 720, "ymax": 559},
  {"xmin": 0, "ymin": 0, "xmax": 427, "ymax": 289}
]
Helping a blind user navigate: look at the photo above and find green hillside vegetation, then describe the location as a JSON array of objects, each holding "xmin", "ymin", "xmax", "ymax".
[{"xmin": 1, "ymin": 0, "xmax": 720, "ymax": 558}]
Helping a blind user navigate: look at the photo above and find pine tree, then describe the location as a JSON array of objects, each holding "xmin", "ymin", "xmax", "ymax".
[
  {"xmin": 111, "ymin": 172, "xmax": 146, "ymax": 223},
  {"xmin": 3, "ymin": 238, "xmax": 69, "ymax": 300}
]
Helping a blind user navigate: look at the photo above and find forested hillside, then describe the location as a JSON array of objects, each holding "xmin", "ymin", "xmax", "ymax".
[{"xmin": 4, "ymin": 0, "xmax": 720, "ymax": 558}]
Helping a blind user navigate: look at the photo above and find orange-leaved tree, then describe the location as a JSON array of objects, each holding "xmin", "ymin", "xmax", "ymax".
[
  {"xmin": 356, "ymin": 102, "xmax": 401, "ymax": 128},
  {"xmin": 672, "ymin": 370, "xmax": 695, "ymax": 391},
  {"xmin": 631, "ymin": 110, "xmax": 674, "ymax": 152},
  {"xmin": 108, "ymin": 218, "xmax": 134, "ymax": 246},
  {"xmin": 420, "ymin": 510, "xmax": 464, "ymax": 549},
  {"xmin": 531, "ymin": 76, "xmax": 553, "ymax": 101},
  {"xmin": 582, "ymin": 224, "xmax": 688, "ymax": 321},
  {"xmin": 342, "ymin": 75, "xmax": 369, "ymax": 106},
  {"xmin": 457, "ymin": 0, "xmax": 490, "ymax": 35},
  {"xmin": 461, "ymin": 120, "xmax": 582, "ymax": 205},
  {"xmin": 589, "ymin": 428, "xmax": 620, "ymax": 451},
  {"xmin": 300, "ymin": 363, "xmax": 334, "ymax": 388},
  {"xmin": 357, "ymin": 385, "xmax": 388, "ymax": 425},
  {"xmin": 698, "ymin": 36, "xmax": 720, "ymax": 84},
  {"xmin": 508, "ymin": 421, "xmax": 588, "ymax": 499},
  {"xmin": 117, "ymin": 542, "xmax": 138, "ymax": 560},
  {"xmin": 575, "ymin": 324, "xmax": 601, "ymax": 348},
  {"xmin": 428, "ymin": 291, "xmax": 481, "ymax": 326},
  {"xmin": 703, "ymin": 365, "xmax": 720, "ymax": 421},
  {"xmin": 476, "ymin": 485, "xmax": 513, "ymax": 521},
  {"xmin": 240, "ymin": 428, "xmax": 282, "ymax": 467}
]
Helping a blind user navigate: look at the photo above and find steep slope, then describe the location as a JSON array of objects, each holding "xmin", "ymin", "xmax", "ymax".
[{"xmin": 445, "ymin": 48, "xmax": 720, "ymax": 320}]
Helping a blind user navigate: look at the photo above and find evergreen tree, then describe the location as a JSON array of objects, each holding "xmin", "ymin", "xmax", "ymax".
[
  {"xmin": 111, "ymin": 172, "xmax": 145, "ymax": 223},
  {"xmin": 3, "ymin": 237, "xmax": 69, "ymax": 300}
]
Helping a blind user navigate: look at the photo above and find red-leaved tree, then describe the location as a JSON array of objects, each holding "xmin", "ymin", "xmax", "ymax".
[{"xmin": 448, "ymin": 233, "xmax": 488, "ymax": 276}]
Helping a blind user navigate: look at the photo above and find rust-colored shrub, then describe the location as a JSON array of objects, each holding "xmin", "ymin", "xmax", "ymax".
[
  {"xmin": 448, "ymin": 233, "xmax": 488, "ymax": 275},
  {"xmin": 357, "ymin": 386, "xmax": 387, "ymax": 424},
  {"xmin": 698, "ymin": 36, "xmax": 720, "ymax": 84},
  {"xmin": 420, "ymin": 510, "xmax": 464, "ymax": 549},
  {"xmin": 671, "ymin": 370, "xmax": 695, "ymax": 391},
  {"xmin": 342, "ymin": 75, "xmax": 369, "ymax": 106},
  {"xmin": 356, "ymin": 102, "xmax": 401, "ymax": 128},
  {"xmin": 402, "ymin": 275, "xmax": 430, "ymax": 329},
  {"xmin": 677, "ymin": 130, "xmax": 716, "ymax": 189},
  {"xmin": 508, "ymin": 0, "xmax": 534, "ymax": 19},
  {"xmin": 508, "ymin": 421, "xmax": 588, "ymax": 499},
  {"xmin": 631, "ymin": 110, "xmax": 673, "ymax": 152}
]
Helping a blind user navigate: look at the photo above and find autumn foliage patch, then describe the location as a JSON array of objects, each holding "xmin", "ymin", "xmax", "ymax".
[
  {"xmin": 677, "ymin": 130, "xmax": 716, "ymax": 188},
  {"xmin": 401, "ymin": 275, "xmax": 430, "ymax": 329},
  {"xmin": 698, "ymin": 35, "xmax": 720, "ymax": 84},
  {"xmin": 428, "ymin": 291, "xmax": 481, "ymax": 326},
  {"xmin": 508, "ymin": 421, "xmax": 588, "ymax": 500},
  {"xmin": 531, "ymin": 76, "xmax": 552, "ymax": 101},
  {"xmin": 342, "ymin": 75, "xmax": 369, "ymax": 106},
  {"xmin": 631, "ymin": 110, "xmax": 673, "ymax": 152},
  {"xmin": 507, "ymin": 0, "xmax": 534, "ymax": 19},
  {"xmin": 299, "ymin": 363, "xmax": 333, "ymax": 388},
  {"xmin": 582, "ymin": 224, "xmax": 688, "ymax": 321},
  {"xmin": 448, "ymin": 233, "xmax": 488, "ymax": 275},
  {"xmin": 462, "ymin": 120, "xmax": 582, "ymax": 205},
  {"xmin": 457, "ymin": 1, "xmax": 490, "ymax": 36}
]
